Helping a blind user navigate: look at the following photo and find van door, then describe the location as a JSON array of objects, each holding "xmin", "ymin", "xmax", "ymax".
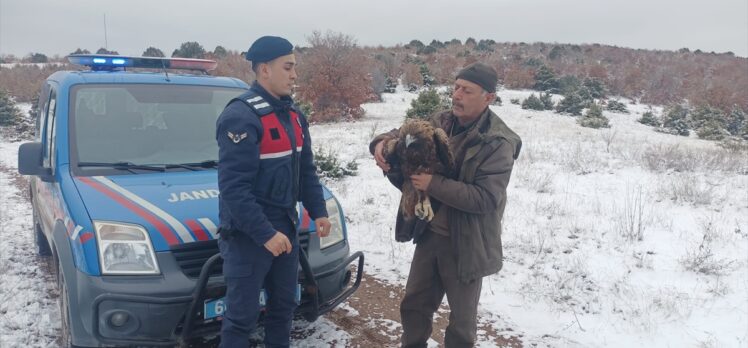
[{"xmin": 37, "ymin": 84, "xmax": 58, "ymax": 234}]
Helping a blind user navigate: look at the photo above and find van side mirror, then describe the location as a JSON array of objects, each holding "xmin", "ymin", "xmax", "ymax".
[{"xmin": 18, "ymin": 142, "xmax": 53, "ymax": 182}]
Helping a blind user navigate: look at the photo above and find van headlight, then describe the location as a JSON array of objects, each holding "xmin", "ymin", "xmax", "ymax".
[
  {"xmin": 94, "ymin": 221, "xmax": 160, "ymax": 275},
  {"xmin": 319, "ymin": 199, "xmax": 345, "ymax": 249}
]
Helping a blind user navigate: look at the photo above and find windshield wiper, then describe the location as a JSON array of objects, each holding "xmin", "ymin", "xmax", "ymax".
[
  {"xmin": 78, "ymin": 161, "xmax": 166, "ymax": 172},
  {"xmin": 165, "ymin": 160, "xmax": 218, "ymax": 170}
]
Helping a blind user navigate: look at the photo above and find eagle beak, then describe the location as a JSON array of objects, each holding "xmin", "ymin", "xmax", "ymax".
[{"xmin": 405, "ymin": 134, "xmax": 415, "ymax": 147}]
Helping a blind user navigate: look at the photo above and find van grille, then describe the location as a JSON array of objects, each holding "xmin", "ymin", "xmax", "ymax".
[{"xmin": 171, "ymin": 233, "xmax": 310, "ymax": 278}]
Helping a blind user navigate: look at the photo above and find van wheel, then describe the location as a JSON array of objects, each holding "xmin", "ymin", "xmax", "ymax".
[
  {"xmin": 33, "ymin": 206, "xmax": 51, "ymax": 256},
  {"xmin": 56, "ymin": 256, "xmax": 80, "ymax": 348}
]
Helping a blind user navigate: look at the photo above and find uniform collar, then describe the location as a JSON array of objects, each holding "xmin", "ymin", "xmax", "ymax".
[{"xmin": 251, "ymin": 81, "xmax": 294, "ymax": 111}]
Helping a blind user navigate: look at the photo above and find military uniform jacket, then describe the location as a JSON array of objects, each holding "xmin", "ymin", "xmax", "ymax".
[{"xmin": 216, "ymin": 82, "xmax": 327, "ymax": 247}]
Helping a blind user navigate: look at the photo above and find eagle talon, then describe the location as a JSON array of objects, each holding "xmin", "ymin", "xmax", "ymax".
[
  {"xmin": 421, "ymin": 197, "xmax": 434, "ymax": 221},
  {"xmin": 414, "ymin": 199, "xmax": 433, "ymax": 221},
  {"xmin": 414, "ymin": 201, "xmax": 426, "ymax": 220}
]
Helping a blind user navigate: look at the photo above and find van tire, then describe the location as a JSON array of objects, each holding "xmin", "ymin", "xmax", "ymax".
[
  {"xmin": 34, "ymin": 207, "xmax": 51, "ymax": 256},
  {"xmin": 56, "ymin": 254, "xmax": 82, "ymax": 348}
]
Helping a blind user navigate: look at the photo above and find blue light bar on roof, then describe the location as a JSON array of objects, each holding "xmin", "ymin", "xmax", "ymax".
[
  {"xmin": 67, "ymin": 54, "xmax": 217, "ymax": 72},
  {"xmin": 69, "ymin": 55, "xmax": 134, "ymax": 68}
]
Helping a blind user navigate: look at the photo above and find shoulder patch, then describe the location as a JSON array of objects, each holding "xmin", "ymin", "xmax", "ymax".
[
  {"xmin": 227, "ymin": 131, "xmax": 248, "ymax": 144},
  {"xmin": 243, "ymin": 94, "xmax": 273, "ymax": 116}
]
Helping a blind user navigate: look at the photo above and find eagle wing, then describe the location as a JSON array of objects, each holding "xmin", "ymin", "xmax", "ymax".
[{"xmin": 433, "ymin": 127, "xmax": 454, "ymax": 176}]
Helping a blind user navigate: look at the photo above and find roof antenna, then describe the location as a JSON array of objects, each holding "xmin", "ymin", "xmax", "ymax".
[
  {"xmin": 160, "ymin": 59, "xmax": 170, "ymax": 81},
  {"xmin": 104, "ymin": 14, "xmax": 108, "ymax": 50}
]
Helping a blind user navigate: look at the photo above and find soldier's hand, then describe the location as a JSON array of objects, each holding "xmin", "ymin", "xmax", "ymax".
[
  {"xmin": 264, "ymin": 232, "xmax": 292, "ymax": 256},
  {"xmin": 374, "ymin": 140, "xmax": 391, "ymax": 173},
  {"xmin": 315, "ymin": 217, "xmax": 332, "ymax": 238}
]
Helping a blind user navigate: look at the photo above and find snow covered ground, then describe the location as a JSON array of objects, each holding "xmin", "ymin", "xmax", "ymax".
[
  {"xmin": 0, "ymin": 62, "xmax": 65, "ymax": 69},
  {"xmin": 2, "ymin": 88, "xmax": 747, "ymax": 347},
  {"xmin": 0, "ymin": 103, "xmax": 62, "ymax": 347}
]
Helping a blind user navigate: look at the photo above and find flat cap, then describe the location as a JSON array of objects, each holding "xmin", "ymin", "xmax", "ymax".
[
  {"xmin": 456, "ymin": 62, "xmax": 498, "ymax": 93},
  {"xmin": 245, "ymin": 36, "xmax": 293, "ymax": 63}
]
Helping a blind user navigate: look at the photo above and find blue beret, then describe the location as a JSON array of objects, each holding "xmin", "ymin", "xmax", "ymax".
[{"xmin": 245, "ymin": 36, "xmax": 293, "ymax": 63}]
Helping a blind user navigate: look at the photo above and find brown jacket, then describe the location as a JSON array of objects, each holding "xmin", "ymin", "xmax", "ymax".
[{"xmin": 370, "ymin": 107, "xmax": 521, "ymax": 282}]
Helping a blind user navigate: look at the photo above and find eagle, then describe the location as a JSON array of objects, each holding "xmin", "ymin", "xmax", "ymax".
[{"xmin": 382, "ymin": 119, "xmax": 454, "ymax": 221}]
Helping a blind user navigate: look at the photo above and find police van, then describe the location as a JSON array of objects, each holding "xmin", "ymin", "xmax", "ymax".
[{"xmin": 17, "ymin": 55, "xmax": 363, "ymax": 347}]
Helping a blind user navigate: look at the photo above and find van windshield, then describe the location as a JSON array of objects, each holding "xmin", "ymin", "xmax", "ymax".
[{"xmin": 70, "ymin": 84, "xmax": 244, "ymax": 172}]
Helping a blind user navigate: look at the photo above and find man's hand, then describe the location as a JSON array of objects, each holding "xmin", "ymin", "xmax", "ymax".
[
  {"xmin": 410, "ymin": 173, "xmax": 433, "ymax": 191},
  {"xmin": 315, "ymin": 217, "xmax": 332, "ymax": 238},
  {"xmin": 264, "ymin": 232, "xmax": 292, "ymax": 257},
  {"xmin": 374, "ymin": 140, "xmax": 391, "ymax": 173}
]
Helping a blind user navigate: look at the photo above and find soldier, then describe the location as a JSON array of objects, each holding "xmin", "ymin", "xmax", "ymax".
[{"xmin": 216, "ymin": 36, "xmax": 331, "ymax": 348}]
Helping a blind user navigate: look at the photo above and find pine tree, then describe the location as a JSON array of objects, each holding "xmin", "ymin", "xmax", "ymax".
[
  {"xmin": 576, "ymin": 86, "xmax": 595, "ymax": 106},
  {"xmin": 689, "ymin": 105, "xmax": 727, "ymax": 140},
  {"xmin": 638, "ymin": 110, "xmax": 659, "ymax": 126},
  {"xmin": 540, "ymin": 92, "xmax": 555, "ymax": 110},
  {"xmin": 28, "ymin": 93, "xmax": 39, "ymax": 120},
  {"xmin": 689, "ymin": 105, "xmax": 724, "ymax": 129},
  {"xmin": 142, "ymin": 46, "xmax": 165, "ymax": 57},
  {"xmin": 429, "ymin": 40, "xmax": 445, "ymax": 49},
  {"xmin": 696, "ymin": 120, "xmax": 730, "ymax": 140},
  {"xmin": 583, "ymin": 77, "xmax": 607, "ymax": 99},
  {"xmin": 406, "ymin": 89, "xmax": 446, "ymax": 120},
  {"xmin": 95, "ymin": 48, "xmax": 119, "ymax": 55},
  {"xmin": 476, "ymin": 39, "xmax": 495, "ymax": 52},
  {"xmin": 533, "ymin": 65, "xmax": 558, "ymax": 92},
  {"xmin": 0, "ymin": 90, "xmax": 22, "ymax": 126},
  {"xmin": 548, "ymin": 45, "xmax": 564, "ymax": 60},
  {"xmin": 384, "ymin": 77, "xmax": 397, "ymax": 93},
  {"xmin": 556, "ymin": 92, "xmax": 586, "ymax": 115},
  {"xmin": 662, "ymin": 104, "xmax": 690, "ymax": 136},
  {"xmin": 417, "ymin": 45, "xmax": 437, "ymax": 55},
  {"xmin": 557, "ymin": 75, "xmax": 582, "ymax": 96},
  {"xmin": 521, "ymin": 94, "xmax": 545, "ymax": 111},
  {"xmin": 29, "ymin": 53, "xmax": 48, "ymax": 63},
  {"xmin": 419, "ymin": 64, "xmax": 435, "ymax": 86},
  {"xmin": 172, "ymin": 42, "xmax": 206, "ymax": 59},
  {"xmin": 213, "ymin": 46, "xmax": 228, "ymax": 58},
  {"xmin": 578, "ymin": 103, "xmax": 610, "ymax": 128},
  {"xmin": 70, "ymin": 48, "xmax": 90, "ymax": 55},
  {"xmin": 726, "ymin": 106, "xmax": 746, "ymax": 136},
  {"xmin": 740, "ymin": 120, "xmax": 748, "ymax": 140},
  {"xmin": 606, "ymin": 100, "xmax": 629, "ymax": 114},
  {"xmin": 406, "ymin": 40, "xmax": 425, "ymax": 50}
]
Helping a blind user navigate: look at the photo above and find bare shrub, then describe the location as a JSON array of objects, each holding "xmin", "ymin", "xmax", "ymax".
[
  {"xmin": 213, "ymin": 51, "xmax": 254, "ymax": 84},
  {"xmin": 680, "ymin": 220, "xmax": 736, "ymax": 276},
  {"xmin": 641, "ymin": 143, "xmax": 748, "ymax": 174},
  {"xmin": 615, "ymin": 186, "xmax": 649, "ymax": 241},
  {"xmin": 296, "ymin": 31, "xmax": 375, "ymax": 122},
  {"xmin": 656, "ymin": 174, "xmax": 721, "ymax": 206},
  {"xmin": 641, "ymin": 144, "xmax": 698, "ymax": 172},
  {"xmin": 563, "ymin": 142, "xmax": 600, "ymax": 175},
  {"xmin": 600, "ymin": 129, "xmax": 618, "ymax": 153},
  {"xmin": 527, "ymin": 170, "xmax": 555, "ymax": 194},
  {"xmin": 0, "ymin": 63, "xmax": 69, "ymax": 102}
]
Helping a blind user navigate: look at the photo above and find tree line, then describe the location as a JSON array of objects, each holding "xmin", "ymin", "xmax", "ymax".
[{"xmin": 1, "ymin": 32, "xmax": 746, "ymax": 128}]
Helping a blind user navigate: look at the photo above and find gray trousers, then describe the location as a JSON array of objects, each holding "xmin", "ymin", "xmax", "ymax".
[{"xmin": 400, "ymin": 231, "xmax": 483, "ymax": 348}]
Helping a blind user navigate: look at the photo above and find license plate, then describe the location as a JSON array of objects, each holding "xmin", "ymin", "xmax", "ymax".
[{"xmin": 203, "ymin": 284, "xmax": 301, "ymax": 320}]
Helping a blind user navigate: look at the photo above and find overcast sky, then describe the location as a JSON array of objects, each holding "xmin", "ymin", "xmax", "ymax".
[{"xmin": 1, "ymin": 0, "xmax": 747, "ymax": 58}]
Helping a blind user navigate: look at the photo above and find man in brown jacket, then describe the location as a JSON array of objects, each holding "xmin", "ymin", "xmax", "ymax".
[{"xmin": 370, "ymin": 62, "xmax": 521, "ymax": 348}]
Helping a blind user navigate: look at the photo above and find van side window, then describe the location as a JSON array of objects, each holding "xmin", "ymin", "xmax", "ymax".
[
  {"xmin": 36, "ymin": 86, "xmax": 51, "ymax": 141},
  {"xmin": 42, "ymin": 89, "xmax": 57, "ymax": 169}
]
